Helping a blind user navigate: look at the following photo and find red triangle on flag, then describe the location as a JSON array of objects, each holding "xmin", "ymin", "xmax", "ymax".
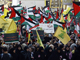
[
  {"xmin": 9, "ymin": 8, "xmax": 16, "ymax": 18},
  {"xmin": 56, "ymin": 9, "xmax": 59, "ymax": 19},
  {"xmin": 73, "ymin": 2, "xmax": 80, "ymax": 16}
]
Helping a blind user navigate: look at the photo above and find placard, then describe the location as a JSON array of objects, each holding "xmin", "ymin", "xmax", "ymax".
[
  {"xmin": 4, "ymin": 33, "xmax": 19, "ymax": 43},
  {"xmin": 32, "ymin": 30, "xmax": 44, "ymax": 40},
  {"xmin": 39, "ymin": 23, "xmax": 54, "ymax": 33}
]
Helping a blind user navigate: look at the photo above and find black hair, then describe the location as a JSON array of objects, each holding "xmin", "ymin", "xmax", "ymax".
[
  {"xmin": 2, "ymin": 47, "xmax": 7, "ymax": 52},
  {"xmin": 71, "ymin": 39, "xmax": 75, "ymax": 43}
]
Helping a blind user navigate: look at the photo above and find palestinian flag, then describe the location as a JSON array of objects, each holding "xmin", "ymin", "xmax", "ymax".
[
  {"xmin": 25, "ymin": 14, "xmax": 32, "ymax": 21},
  {"xmin": 56, "ymin": 9, "xmax": 59, "ymax": 20},
  {"xmin": 0, "ymin": 5, "xmax": 4, "ymax": 13},
  {"xmin": 73, "ymin": 2, "xmax": 80, "ymax": 16},
  {"xmin": 9, "ymin": 7, "xmax": 21, "ymax": 19},
  {"xmin": 42, "ymin": 6, "xmax": 50, "ymax": 13},
  {"xmin": 18, "ymin": 16, "xmax": 39, "ymax": 30},
  {"xmin": 10, "ymin": 6, "xmax": 23, "ymax": 14},
  {"xmin": 69, "ymin": 9, "xmax": 74, "ymax": 15},
  {"xmin": 67, "ymin": 17, "xmax": 73, "ymax": 27},
  {"xmin": 34, "ymin": 13, "xmax": 41, "ymax": 19},
  {"xmin": 44, "ymin": 13, "xmax": 53, "ymax": 22},
  {"xmin": 53, "ymin": 20, "xmax": 64, "ymax": 28},
  {"xmin": 74, "ymin": 23, "xmax": 80, "ymax": 37},
  {"xmin": 38, "ymin": 10, "xmax": 44, "ymax": 23},
  {"xmin": 28, "ymin": 6, "xmax": 36, "ymax": 12}
]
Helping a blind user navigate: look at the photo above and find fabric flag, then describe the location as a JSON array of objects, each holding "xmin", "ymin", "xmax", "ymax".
[
  {"xmin": 28, "ymin": 33, "xmax": 30, "ymax": 43},
  {"xmin": 36, "ymin": 30, "xmax": 44, "ymax": 48},
  {"xmin": 74, "ymin": 23, "xmax": 80, "ymax": 34},
  {"xmin": 53, "ymin": 20, "xmax": 65, "ymax": 28},
  {"xmin": 28, "ymin": 6, "xmax": 36, "ymax": 12},
  {"xmin": 60, "ymin": 14, "xmax": 65, "ymax": 23},
  {"xmin": 63, "ymin": 7, "xmax": 71, "ymax": 15},
  {"xmin": 67, "ymin": 14, "xmax": 71, "ymax": 22},
  {"xmin": 5, "ymin": 19, "xmax": 17, "ymax": 33},
  {"xmin": 64, "ymin": 28, "xmax": 67, "ymax": 32},
  {"xmin": 56, "ymin": 9, "xmax": 59, "ymax": 20},
  {"xmin": 42, "ymin": 6, "xmax": 50, "ymax": 13},
  {"xmin": 54, "ymin": 26, "xmax": 71, "ymax": 45},
  {"xmin": 34, "ymin": 13, "xmax": 41, "ymax": 19},
  {"xmin": 1, "ymin": 8, "xmax": 9, "ymax": 19},
  {"xmin": 40, "ymin": 14, "xmax": 43, "ymax": 23},
  {"xmin": 61, "ymin": 8, "xmax": 63, "ymax": 14},
  {"xmin": 19, "ymin": 16, "xmax": 39, "ymax": 30},
  {"xmin": 25, "ymin": 14, "xmax": 32, "ymax": 21},
  {"xmin": 44, "ymin": 13, "xmax": 53, "ymax": 22},
  {"xmin": 0, "ymin": 5, "xmax": 4, "ymax": 13},
  {"xmin": 67, "ymin": 17, "xmax": 73, "ymax": 27},
  {"xmin": 9, "ymin": 7, "xmax": 20, "ymax": 18},
  {"xmin": 0, "ymin": 17, "xmax": 17, "ymax": 33},
  {"xmin": 73, "ymin": 2, "xmax": 80, "ymax": 16},
  {"xmin": 27, "ymin": 9, "xmax": 35, "ymax": 20}
]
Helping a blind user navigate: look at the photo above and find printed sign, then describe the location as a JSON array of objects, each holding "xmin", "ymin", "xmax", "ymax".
[
  {"xmin": 39, "ymin": 23, "xmax": 54, "ymax": 33},
  {"xmin": 4, "ymin": 33, "xmax": 19, "ymax": 43},
  {"xmin": 32, "ymin": 30, "xmax": 44, "ymax": 40}
]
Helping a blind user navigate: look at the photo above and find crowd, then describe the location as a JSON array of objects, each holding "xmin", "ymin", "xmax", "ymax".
[
  {"xmin": 0, "ymin": 31, "xmax": 80, "ymax": 60},
  {"xmin": 0, "ymin": 1, "xmax": 80, "ymax": 60}
]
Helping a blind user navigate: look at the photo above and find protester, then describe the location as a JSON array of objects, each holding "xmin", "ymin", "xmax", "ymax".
[
  {"xmin": 0, "ymin": 2, "xmax": 80, "ymax": 60},
  {"xmin": 0, "ymin": 47, "xmax": 12, "ymax": 60}
]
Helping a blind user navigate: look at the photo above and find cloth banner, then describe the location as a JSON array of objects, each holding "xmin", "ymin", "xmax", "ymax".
[
  {"xmin": 32, "ymin": 30, "xmax": 44, "ymax": 40},
  {"xmin": 4, "ymin": 33, "xmax": 19, "ymax": 43},
  {"xmin": 39, "ymin": 23, "xmax": 54, "ymax": 33}
]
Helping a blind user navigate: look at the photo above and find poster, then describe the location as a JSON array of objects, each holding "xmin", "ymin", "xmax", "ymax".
[
  {"xmin": 4, "ymin": 33, "xmax": 19, "ymax": 43},
  {"xmin": 32, "ymin": 30, "xmax": 44, "ymax": 40},
  {"xmin": 39, "ymin": 23, "xmax": 54, "ymax": 33}
]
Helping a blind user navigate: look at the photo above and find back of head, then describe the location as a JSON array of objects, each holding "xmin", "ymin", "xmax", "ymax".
[{"xmin": 2, "ymin": 47, "xmax": 7, "ymax": 52}]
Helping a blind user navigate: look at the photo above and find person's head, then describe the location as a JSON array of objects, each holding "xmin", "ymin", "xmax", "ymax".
[
  {"xmin": 29, "ymin": 47, "xmax": 32, "ymax": 52},
  {"xmin": 77, "ymin": 40, "xmax": 80, "ymax": 45},
  {"xmin": 60, "ymin": 44, "xmax": 64, "ymax": 51},
  {"xmin": 39, "ymin": 47, "xmax": 44, "ymax": 52},
  {"xmin": 71, "ymin": 39, "xmax": 75, "ymax": 43},
  {"xmin": 57, "ymin": 47, "xmax": 61, "ymax": 53},
  {"xmin": 48, "ymin": 47, "xmax": 52, "ymax": 52},
  {"xmin": 32, "ymin": 42, "xmax": 35, "ymax": 47},
  {"xmin": 54, "ymin": 43, "xmax": 58, "ymax": 50},
  {"xmin": 65, "ymin": 46, "xmax": 70, "ymax": 51},
  {"xmin": 24, "ymin": 46, "xmax": 29, "ymax": 52},
  {"xmin": 2, "ymin": 47, "xmax": 7, "ymax": 52},
  {"xmin": 49, "ymin": 44, "xmax": 54, "ymax": 49},
  {"xmin": 17, "ymin": 45, "xmax": 22, "ymax": 51},
  {"xmin": 36, "ymin": 46, "xmax": 40, "ymax": 51},
  {"xmin": 45, "ymin": 34, "xmax": 49, "ymax": 37}
]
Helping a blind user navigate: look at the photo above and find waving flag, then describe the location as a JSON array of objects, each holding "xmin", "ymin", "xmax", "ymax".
[
  {"xmin": 73, "ymin": 2, "xmax": 80, "ymax": 16},
  {"xmin": 0, "ymin": 5, "xmax": 4, "ymax": 13},
  {"xmin": 54, "ymin": 26, "xmax": 71, "ymax": 45},
  {"xmin": 43, "ymin": 6, "xmax": 50, "ymax": 13}
]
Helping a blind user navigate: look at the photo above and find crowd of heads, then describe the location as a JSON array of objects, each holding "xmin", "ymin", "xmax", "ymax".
[{"xmin": 0, "ymin": 31, "xmax": 80, "ymax": 60}]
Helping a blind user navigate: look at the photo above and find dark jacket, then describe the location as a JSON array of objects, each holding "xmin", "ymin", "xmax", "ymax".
[
  {"xmin": 48, "ymin": 50, "xmax": 60, "ymax": 60},
  {"xmin": 71, "ymin": 46, "xmax": 80, "ymax": 60},
  {"xmin": 34, "ymin": 47, "xmax": 46, "ymax": 60},
  {"xmin": 21, "ymin": 46, "xmax": 31, "ymax": 60}
]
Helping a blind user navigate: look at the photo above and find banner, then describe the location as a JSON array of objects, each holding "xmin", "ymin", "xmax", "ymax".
[
  {"xmin": 39, "ymin": 23, "xmax": 54, "ymax": 33},
  {"xmin": 4, "ymin": 33, "xmax": 19, "ymax": 43},
  {"xmin": 32, "ymin": 30, "xmax": 44, "ymax": 40}
]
